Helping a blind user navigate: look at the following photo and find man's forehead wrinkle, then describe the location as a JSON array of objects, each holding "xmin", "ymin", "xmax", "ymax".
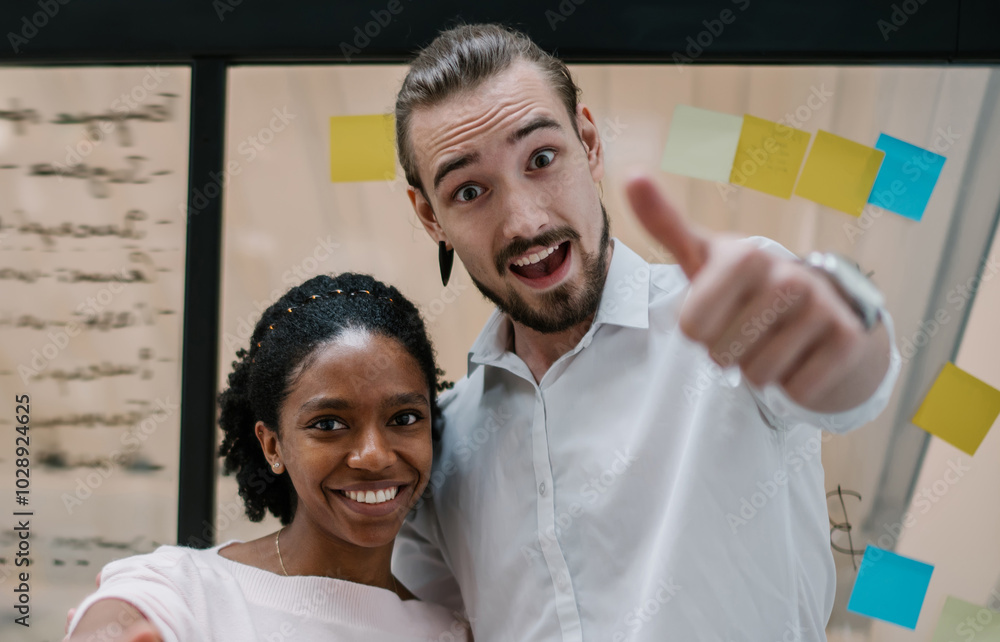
[
  {"xmin": 425, "ymin": 99, "xmax": 548, "ymax": 175},
  {"xmin": 428, "ymin": 97, "xmax": 536, "ymax": 150},
  {"xmin": 427, "ymin": 99, "xmax": 509, "ymax": 149},
  {"xmin": 412, "ymin": 63, "xmax": 563, "ymax": 191}
]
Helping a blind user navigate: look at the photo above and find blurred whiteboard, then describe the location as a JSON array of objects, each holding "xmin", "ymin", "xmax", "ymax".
[{"xmin": 0, "ymin": 65, "xmax": 190, "ymax": 640}]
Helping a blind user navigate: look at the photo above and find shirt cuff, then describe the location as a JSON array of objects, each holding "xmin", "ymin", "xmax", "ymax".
[{"xmin": 748, "ymin": 306, "xmax": 902, "ymax": 434}]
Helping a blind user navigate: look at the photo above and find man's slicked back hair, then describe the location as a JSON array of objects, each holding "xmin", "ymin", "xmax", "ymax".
[{"xmin": 394, "ymin": 22, "xmax": 583, "ymax": 198}]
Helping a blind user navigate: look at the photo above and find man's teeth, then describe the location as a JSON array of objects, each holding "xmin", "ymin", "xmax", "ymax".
[
  {"xmin": 513, "ymin": 244, "xmax": 559, "ymax": 267},
  {"xmin": 342, "ymin": 487, "xmax": 398, "ymax": 504}
]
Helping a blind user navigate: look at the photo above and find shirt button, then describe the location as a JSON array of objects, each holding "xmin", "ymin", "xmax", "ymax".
[{"xmin": 539, "ymin": 482, "xmax": 546, "ymax": 496}]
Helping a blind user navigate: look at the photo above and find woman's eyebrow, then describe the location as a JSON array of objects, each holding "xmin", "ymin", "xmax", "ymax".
[
  {"xmin": 298, "ymin": 397, "xmax": 351, "ymax": 414},
  {"xmin": 382, "ymin": 392, "xmax": 430, "ymax": 410},
  {"xmin": 296, "ymin": 392, "xmax": 428, "ymax": 417}
]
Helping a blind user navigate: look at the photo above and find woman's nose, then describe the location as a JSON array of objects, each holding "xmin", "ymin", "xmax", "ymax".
[{"xmin": 347, "ymin": 426, "xmax": 396, "ymax": 471}]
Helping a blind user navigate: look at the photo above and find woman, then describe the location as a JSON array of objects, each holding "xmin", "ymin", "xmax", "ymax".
[{"xmin": 65, "ymin": 273, "xmax": 471, "ymax": 641}]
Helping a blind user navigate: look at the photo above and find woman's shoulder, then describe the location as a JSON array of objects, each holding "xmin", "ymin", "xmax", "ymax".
[{"xmin": 100, "ymin": 540, "xmax": 242, "ymax": 582}]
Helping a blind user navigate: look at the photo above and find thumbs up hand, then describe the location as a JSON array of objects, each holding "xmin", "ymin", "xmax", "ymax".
[{"xmin": 623, "ymin": 170, "xmax": 891, "ymax": 413}]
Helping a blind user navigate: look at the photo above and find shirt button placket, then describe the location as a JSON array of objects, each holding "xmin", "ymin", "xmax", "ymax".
[{"xmin": 531, "ymin": 389, "xmax": 583, "ymax": 641}]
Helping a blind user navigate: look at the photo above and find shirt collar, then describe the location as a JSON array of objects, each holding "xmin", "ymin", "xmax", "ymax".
[{"xmin": 467, "ymin": 238, "xmax": 650, "ymax": 375}]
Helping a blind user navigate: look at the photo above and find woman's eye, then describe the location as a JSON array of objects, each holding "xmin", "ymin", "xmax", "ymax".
[
  {"xmin": 454, "ymin": 184, "xmax": 484, "ymax": 203},
  {"xmin": 530, "ymin": 149, "xmax": 555, "ymax": 169},
  {"xmin": 391, "ymin": 412, "xmax": 421, "ymax": 427},
  {"xmin": 312, "ymin": 418, "xmax": 347, "ymax": 432}
]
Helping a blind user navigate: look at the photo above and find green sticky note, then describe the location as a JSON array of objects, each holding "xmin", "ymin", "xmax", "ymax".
[
  {"xmin": 730, "ymin": 115, "xmax": 811, "ymax": 199},
  {"xmin": 660, "ymin": 105, "xmax": 743, "ymax": 182},
  {"xmin": 930, "ymin": 596, "xmax": 1000, "ymax": 642},
  {"xmin": 793, "ymin": 130, "xmax": 885, "ymax": 216},
  {"xmin": 330, "ymin": 114, "xmax": 396, "ymax": 182},
  {"xmin": 913, "ymin": 362, "xmax": 1000, "ymax": 456}
]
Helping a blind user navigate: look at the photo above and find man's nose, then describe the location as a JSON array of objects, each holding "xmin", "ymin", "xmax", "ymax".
[{"xmin": 501, "ymin": 186, "xmax": 552, "ymax": 242}]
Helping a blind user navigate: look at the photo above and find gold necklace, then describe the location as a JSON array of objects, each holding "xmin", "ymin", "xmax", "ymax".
[
  {"xmin": 274, "ymin": 527, "xmax": 401, "ymax": 596},
  {"xmin": 275, "ymin": 528, "xmax": 289, "ymax": 576}
]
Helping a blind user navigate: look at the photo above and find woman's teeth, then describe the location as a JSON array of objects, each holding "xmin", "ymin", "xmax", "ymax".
[
  {"xmin": 341, "ymin": 487, "xmax": 398, "ymax": 504},
  {"xmin": 513, "ymin": 244, "xmax": 559, "ymax": 267}
]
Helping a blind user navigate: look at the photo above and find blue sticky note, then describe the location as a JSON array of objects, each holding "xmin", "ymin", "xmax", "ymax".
[
  {"xmin": 847, "ymin": 545, "xmax": 934, "ymax": 629},
  {"xmin": 867, "ymin": 133, "xmax": 946, "ymax": 221}
]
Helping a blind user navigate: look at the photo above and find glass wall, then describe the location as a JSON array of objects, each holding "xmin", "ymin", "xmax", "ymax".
[
  {"xmin": 216, "ymin": 63, "xmax": 999, "ymax": 640},
  {"xmin": 2, "ymin": 60, "xmax": 997, "ymax": 640}
]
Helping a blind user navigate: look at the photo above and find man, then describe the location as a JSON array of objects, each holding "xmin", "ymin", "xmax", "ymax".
[{"xmin": 391, "ymin": 23, "xmax": 901, "ymax": 641}]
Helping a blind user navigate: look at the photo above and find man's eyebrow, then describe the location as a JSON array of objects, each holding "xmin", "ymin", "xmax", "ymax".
[
  {"xmin": 507, "ymin": 116, "xmax": 563, "ymax": 146},
  {"xmin": 433, "ymin": 151, "xmax": 480, "ymax": 193},
  {"xmin": 431, "ymin": 116, "xmax": 564, "ymax": 193}
]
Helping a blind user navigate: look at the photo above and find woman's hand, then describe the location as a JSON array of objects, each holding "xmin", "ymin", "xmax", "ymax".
[
  {"xmin": 119, "ymin": 620, "xmax": 164, "ymax": 642},
  {"xmin": 64, "ymin": 571, "xmax": 103, "ymax": 640},
  {"xmin": 63, "ymin": 598, "xmax": 163, "ymax": 642}
]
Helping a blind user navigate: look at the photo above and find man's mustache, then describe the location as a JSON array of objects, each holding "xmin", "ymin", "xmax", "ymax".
[{"xmin": 495, "ymin": 227, "xmax": 580, "ymax": 275}]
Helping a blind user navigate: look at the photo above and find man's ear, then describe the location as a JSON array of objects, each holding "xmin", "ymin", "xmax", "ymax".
[
  {"xmin": 575, "ymin": 102, "xmax": 605, "ymax": 184},
  {"xmin": 408, "ymin": 185, "xmax": 449, "ymax": 247}
]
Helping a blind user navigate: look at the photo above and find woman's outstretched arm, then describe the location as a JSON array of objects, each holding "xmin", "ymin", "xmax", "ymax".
[{"xmin": 65, "ymin": 598, "xmax": 163, "ymax": 642}]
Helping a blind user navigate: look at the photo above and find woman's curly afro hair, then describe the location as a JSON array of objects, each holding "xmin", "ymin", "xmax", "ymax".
[{"xmin": 217, "ymin": 272, "xmax": 452, "ymax": 526}]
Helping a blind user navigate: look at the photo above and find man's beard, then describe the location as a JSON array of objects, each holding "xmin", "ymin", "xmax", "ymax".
[{"xmin": 469, "ymin": 203, "xmax": 611, "ymax": 334}]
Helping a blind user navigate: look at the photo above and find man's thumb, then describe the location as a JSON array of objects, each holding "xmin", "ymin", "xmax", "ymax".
[{"xmin": 624, "ymin": 171, "xmax": 707, "ymax": 280}]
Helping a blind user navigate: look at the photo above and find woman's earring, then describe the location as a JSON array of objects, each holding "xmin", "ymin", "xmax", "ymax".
[
  {"xmin": 272, "ymin": 461, "xmax": 281, "ymax": 471},
  {"xmin": 438, "ymin": 240, "xmax": 454, "ymax": 287}
]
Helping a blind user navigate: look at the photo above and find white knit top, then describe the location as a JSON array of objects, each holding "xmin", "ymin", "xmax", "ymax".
[{"xmin": 67, "ymin": 540, "xmax": 471, "ymax": 642}]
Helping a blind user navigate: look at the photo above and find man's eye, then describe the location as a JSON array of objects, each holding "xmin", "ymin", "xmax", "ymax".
[
  {"xmin": 530, "ymin": 149, "xmax": 555, "ymax": 169},
  {"xmin": 313, "ymin": 418, "xmax": 347, "ymax": 432},
  {"xmin": 454, "ymin": 185, "xmax": 484, "ymax": 202}
]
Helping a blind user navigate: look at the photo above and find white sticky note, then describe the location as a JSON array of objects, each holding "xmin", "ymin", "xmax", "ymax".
[{"xmin": 661, "ymin": 105, "xmax": 743, "ymax": 182}]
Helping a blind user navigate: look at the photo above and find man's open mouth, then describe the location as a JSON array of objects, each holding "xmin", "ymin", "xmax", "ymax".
[{"xmin": 509, "ymin": 241, "xmax": 570, "ymax": 281}]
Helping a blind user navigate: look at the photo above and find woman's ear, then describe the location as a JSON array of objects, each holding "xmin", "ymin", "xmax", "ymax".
[{"xmin": 255, "ymin": 421, "xmax": 283, "ymax": 473}]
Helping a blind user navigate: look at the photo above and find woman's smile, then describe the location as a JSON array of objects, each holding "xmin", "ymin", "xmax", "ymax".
[{"xmin": 332, "ymin": 482, "xmax": 415, "ymax": 517}]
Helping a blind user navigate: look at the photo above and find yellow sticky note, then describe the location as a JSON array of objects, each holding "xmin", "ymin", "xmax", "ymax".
[
  {"xmin": 912, "ymin": 362, "xmax": 1000, "ymax": 456},
  {"xmin": 793, "ymin": 130, "xmax": 885, "ymax": 216},
  {"xmin": 660, "ymin": 105, "xmax": 743, "ymax": 182},
  {"xmin": 330, "ymin": 114, "xmax": 396, "ymax": 182},
  {"xmin": 729, "ymin": 115, "xmax": 811, "ymax": 199}
]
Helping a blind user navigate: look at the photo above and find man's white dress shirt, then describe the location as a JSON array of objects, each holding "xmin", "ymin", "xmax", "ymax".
[{"xmin": 394, "ymin": 237, "xmax": 901, "ymax": 641}]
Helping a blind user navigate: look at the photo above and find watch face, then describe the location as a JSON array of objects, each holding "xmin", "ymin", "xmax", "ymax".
[
  {"xmin": 832, "ymin": 252, "xmax": 862, "ymax": 272},
  {"xmin": 807, "ymin": 252, "xmax": 884, "ymax": 329},
  {"xmin": 841, "ymin": 261, "xmax": 884, "ymax": 309}
]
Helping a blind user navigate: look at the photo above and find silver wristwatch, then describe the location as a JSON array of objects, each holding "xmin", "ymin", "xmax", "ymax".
[{"xmin": 802, "ymin": 252, "xmax": 884, "ymax": 331}]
